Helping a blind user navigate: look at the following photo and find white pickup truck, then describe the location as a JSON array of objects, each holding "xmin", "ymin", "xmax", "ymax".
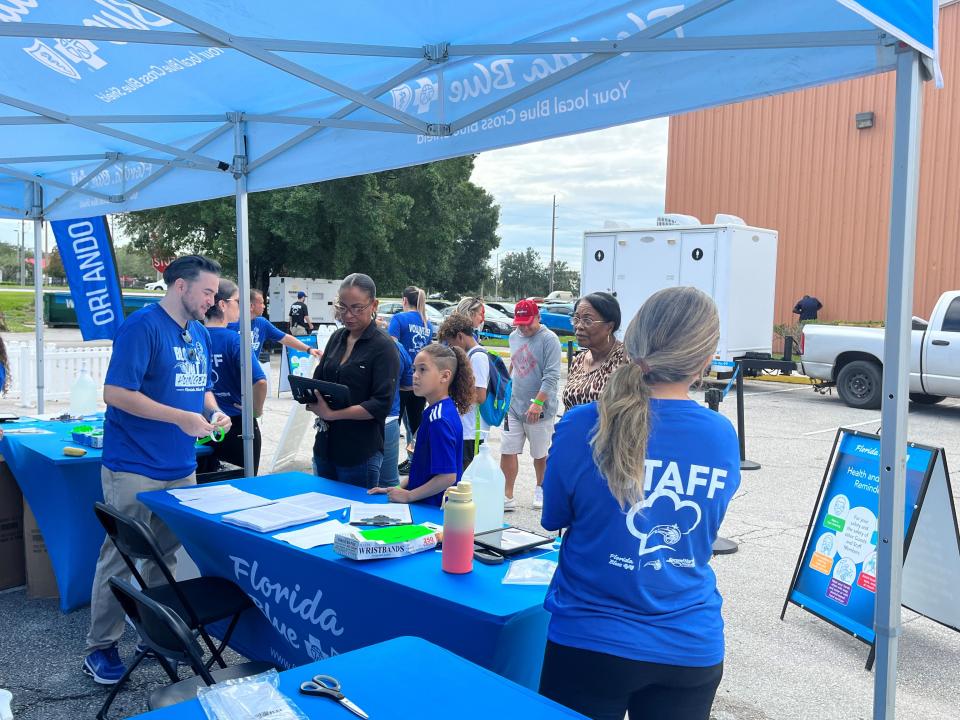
[{"xmin": 800, "ymin": 290, "xmax": 960, "ymax": 409}]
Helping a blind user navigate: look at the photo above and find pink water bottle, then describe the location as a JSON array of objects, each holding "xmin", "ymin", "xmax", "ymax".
[{"xmin": 441, "ymin": 482, "xmax": 475, "ymax": 574}]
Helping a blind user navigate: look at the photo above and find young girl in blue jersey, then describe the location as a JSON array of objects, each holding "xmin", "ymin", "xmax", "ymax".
[
  {"xmin": 369, "ymin": 343, "xmax": 474, "ymax": 506},
  {"xmin": 539, "ymin": 286, "xmax": 740, "ymax": 720}
]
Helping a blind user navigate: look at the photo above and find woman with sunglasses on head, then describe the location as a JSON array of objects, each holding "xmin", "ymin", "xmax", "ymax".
[
  {"xmin": 456, "ymin": 296, "xmax": 485, "ymax": 337},
  {"xmin": 563, "ymin": 292, "xmax": 629, "ymax": 412},
  {"xmin": 538, "ymin": 287, "xmax": 739, "ymax": 720},
  {"xmin": 204, "ymin": 279, "xmax": 268, "ymax": 473},
  {"xmin": 306, "ymin": 273, "xmax": 400, "ymax": 488}
]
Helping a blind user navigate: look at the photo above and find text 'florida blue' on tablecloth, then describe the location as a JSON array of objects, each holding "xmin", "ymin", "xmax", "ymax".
[{"xmin": 50, "ymin": 216, "xmax": 124, "ymax": 340}]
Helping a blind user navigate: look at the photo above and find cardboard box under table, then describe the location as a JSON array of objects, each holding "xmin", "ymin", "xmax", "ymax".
[
  {"xmin": 0, "ymin": 456, "xmax": 25, "ymax": 590},
  {"xmin": 0, "ymin": 417, "xmax": 214, "ymax": 612},
  {"xmin": 139, "ymin": 472, "xmax": 554, "ymax": 689},
  {"xmin": 133, "ymin": 636, "xmax": 585, "ymax": 719}
]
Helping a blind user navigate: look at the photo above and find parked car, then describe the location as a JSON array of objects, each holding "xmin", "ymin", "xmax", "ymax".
[
  {"xmin": 800, "ymin": 290, "xmax": 960, "ymax": 409},
  {"xmin": 440, "ymin": 303, "xmax": 513, "ymax": 337},
  {"xmin": 426, "ymin": 299, "xmax": 452, "ymax": 312},
  {"xmin": 487, "ymin": 302, "xmax": 515, "ymax": 317},
  {"xmin": 144, "ymin": 279, "xmax": 166, "ymax": 291},
  {"xmin": 539, "ymin": 302, "xmax": 575, "ymax": 335},
  {"xmin": 377, "ymin": 300, "xmax": 443, "ymax": 338},
  {"xmin": 545, "ymin": 290, "xmax": 575, "ymax": 302}
]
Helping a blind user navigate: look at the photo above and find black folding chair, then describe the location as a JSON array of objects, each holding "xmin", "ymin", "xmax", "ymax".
[
  {"xmin": 105, "ymin": 578, "xmax": 273, "ymax": 716},
  {"xmin": 93, "ymin": 502, "xmax": 255, "ymax": 669}
]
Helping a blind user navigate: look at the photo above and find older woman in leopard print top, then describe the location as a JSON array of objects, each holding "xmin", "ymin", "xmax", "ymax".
[{"xmin": 562, "ymin": 292, "xmax": 629, "ymax": 411}]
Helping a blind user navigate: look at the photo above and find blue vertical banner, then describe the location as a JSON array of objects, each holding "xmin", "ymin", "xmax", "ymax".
[{"xmin": 50, "ymin": 216, "xmax": 124, "ymax": 340}]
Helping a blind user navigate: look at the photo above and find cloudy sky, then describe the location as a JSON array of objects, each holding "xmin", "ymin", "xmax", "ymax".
[
  {"xmin": 472, "ymin": 117, "xmax": 669, "ymax": 272},
  {"xmin": 0, "ymin": 117, "xmax": 670, "ymax": 274}
]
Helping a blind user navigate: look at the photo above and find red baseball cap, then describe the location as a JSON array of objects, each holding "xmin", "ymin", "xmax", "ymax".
[{"xmin": 513, "ymin": 299, "xmax": 540, "ymax": 325}]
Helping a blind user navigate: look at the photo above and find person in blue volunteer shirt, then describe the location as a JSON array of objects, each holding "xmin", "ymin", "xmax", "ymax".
[
  {"xmin": 83, "ymin": 255, "xmax": 230, "ymax": 686},
  {"xmin": 369, "ymin": 343, "xmax": 474, "ymax": 506},
  {"xmin": 206, "ymin": 279, "xmax": 268, "ymax": 473},
  {"xmin": 377, "ymin": 316, "xmax": 412, "ymax": 489},
  {"xmin": 538, "ymin": 286, "xmax": 740, "ymax": 720},
  {"xmin": 228, "ymin": 289, "xmax": 321, "ymax": 359},
  {"xmin": 389, "ymin": 285, "xmax": 431, "ymax": 473}
]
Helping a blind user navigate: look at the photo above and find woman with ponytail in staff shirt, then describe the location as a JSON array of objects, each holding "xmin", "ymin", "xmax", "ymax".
[
  {"xmin": 539, "ymin": 286, "xmax": 740, "ymax": 720},
  {"xmin": 389, "ymin": 286, "xmax": 431, "ymax": 468}
]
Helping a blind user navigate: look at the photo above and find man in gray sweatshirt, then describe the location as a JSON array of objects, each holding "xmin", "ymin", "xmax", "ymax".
[{"xmin": 501, "ymin": 299, "xmax": 562, "ymax": 510}]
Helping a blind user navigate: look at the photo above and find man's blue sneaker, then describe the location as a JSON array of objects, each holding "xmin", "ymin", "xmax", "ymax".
[{"xmin": 82, "ymin": 645, "xmax": 126, "ymax": 685}]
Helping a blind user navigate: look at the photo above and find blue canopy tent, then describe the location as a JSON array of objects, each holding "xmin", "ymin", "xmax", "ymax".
[{"xmin": 0, "ymin": 3, "xmax": 939, "ymax": 715}]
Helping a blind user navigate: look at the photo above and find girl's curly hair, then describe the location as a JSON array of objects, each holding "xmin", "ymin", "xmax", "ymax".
[{"xmin": 419, "ymin": 343, "xmax": 475, "ymax": 415}]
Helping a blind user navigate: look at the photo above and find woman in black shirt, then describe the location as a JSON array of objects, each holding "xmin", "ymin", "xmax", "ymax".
[{"xmin": 306, "ymin": 273, "xmax": 399, "ymax": 488}]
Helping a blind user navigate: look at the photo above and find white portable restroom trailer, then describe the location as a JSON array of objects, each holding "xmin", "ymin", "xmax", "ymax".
[
  {"xmin": 267, "ymin": 276, "xmax": 340, "ymax": 326},
  {"xmin": 581, "ymin": 222, "xmax": 778, "ymax": 373}
]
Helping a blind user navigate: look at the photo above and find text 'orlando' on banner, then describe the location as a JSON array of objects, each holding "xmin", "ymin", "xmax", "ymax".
[{"xmin": 50, "ymin": 216, "xmax": 124, "ymax": 341}]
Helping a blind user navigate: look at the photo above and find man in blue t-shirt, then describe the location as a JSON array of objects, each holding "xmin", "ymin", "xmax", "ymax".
[
  {"xmin": 83, "ymin": 255, "xmax": 231, "ymax": 686},
  {"xmin": 228, "ymin": 289, "xmax": 322, "ymax": 358}
]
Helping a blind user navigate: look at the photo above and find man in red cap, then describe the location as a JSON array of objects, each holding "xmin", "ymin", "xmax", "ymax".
[{"xmin": 501, "ymin": 298, "xmax": 561, "ymax": 510}]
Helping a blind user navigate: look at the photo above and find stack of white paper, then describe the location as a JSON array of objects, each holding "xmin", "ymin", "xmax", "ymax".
[
  {"xmin": 172, "ymin": 485, "xmax": 273, "ymax": 515},
  {"xmin": 222, "ymin": 503, "xmax": 329, "ymax": 532},
  {"xmin": 278, "ymin": 492, "xmax": 356, "ymax": 515},
  {"xmin": 274, "ymin": 520, "xmax": 355, "ymax": 549}
]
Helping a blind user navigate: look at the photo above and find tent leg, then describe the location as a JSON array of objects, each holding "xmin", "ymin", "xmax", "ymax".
[
  {"xmin": 233, "ymin": 116, "xmax": 255, "ymax": 478},
  {"xmin": 873, "ymin": 48, "xmax": 923, "ymax": 720},
  {"xmin": 31, "ymin": 182, "xmax": 44, "ymax": 414}
]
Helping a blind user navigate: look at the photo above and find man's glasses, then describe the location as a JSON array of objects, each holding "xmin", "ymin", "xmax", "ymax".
[
  {"xmin": 181, "ymin": 328, "xmax": 197, "ymax": 362},
  {"xmin": 334, "ymin": 300, "xmax": 373, "ymax": 317}
]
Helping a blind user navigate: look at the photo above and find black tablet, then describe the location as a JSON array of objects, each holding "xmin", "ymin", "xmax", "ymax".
[
  {"xmin": 288, "ymin": 375, "xmax": 352, "ymax": 409},
  {"xmin": 473, "ymin": 526, "xmax": 554, "ymax": 556}
]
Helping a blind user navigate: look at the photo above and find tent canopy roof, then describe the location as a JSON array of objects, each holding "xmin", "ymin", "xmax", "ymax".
[{"xmin": 0, "ymin": 0, "xmax": 938, "ymax": 220}]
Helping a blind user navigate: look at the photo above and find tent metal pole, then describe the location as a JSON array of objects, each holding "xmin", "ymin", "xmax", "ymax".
[
  {"xmin": 232, "ymin": 116, "xmax": 255, "ymax": 477},
  {"xmin": 873, "ymin": 48, "xmax": 923, "ymax": 720},
  {"xmin": 31, "ymin": 182, "xmax": 44, "ymax": 414}
]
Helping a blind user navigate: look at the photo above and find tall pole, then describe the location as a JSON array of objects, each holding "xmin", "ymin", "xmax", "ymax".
[
  {"xmin": 17, "ymin": 226, "xmax": 24, "ymax": 287},
  {"xmin": 549, "ymin": 195, "xmax": 557, "ymax": 293},
  {"xmin": 31, "ymin": 183, "xmax": 44, "ymax": 414},
  {"xmin": 873, "ymin": 48, "xmax": 923, "ymax": 720},
  {"xmin": 232, "ymin": 115, "xmax": 255, "ymax": 477},
  {"xmin": 495, "ymin": 252, "xmax": 500, "ymax": 298}
]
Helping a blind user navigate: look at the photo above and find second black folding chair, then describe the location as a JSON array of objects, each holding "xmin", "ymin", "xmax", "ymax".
[{"xmin": 93, "ymin": 502, "xmax": 255, "ymax": 668}]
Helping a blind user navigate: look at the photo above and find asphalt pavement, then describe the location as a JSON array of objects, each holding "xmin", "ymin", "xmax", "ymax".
[{"xmin": 1, "ymin": 361, "xmax": 958, "ymax": 719}]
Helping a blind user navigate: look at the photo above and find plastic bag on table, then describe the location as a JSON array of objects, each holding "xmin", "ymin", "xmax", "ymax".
[
  {"xmin": 502, "ymin": 557, "xmax": 558, "ymax": 585},
  {"xmin": 197, "ymin": 669, "xmax": 307, "ymax": 720}
]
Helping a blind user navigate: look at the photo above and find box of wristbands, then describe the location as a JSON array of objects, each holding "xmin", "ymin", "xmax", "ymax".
[{"xmin": 333, "ymin": 524, "xmax": 441, "ymax": 560}]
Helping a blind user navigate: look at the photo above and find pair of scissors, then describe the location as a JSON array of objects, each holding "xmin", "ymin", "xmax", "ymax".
[{"xmin": 299, "ymin": 674, "xmax": 369, "ymax": 719}]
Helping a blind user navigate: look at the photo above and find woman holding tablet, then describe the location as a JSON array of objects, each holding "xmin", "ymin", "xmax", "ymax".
[
  {"xmin": 306, "ymin": 273, "xmax": 399, "ymax": 488},
  {"xmin": 539, "ymin": 287, "xmax": 740, "ymax": 720}
]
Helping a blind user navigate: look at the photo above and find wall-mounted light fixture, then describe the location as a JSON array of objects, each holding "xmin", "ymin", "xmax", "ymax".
[{"xmin": 855, "ymin": 111, "xmax": 875, "ymax": 130}]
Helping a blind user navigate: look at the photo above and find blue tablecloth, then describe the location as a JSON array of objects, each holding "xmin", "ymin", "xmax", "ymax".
[
  {"xmin": 140, "ymin": 473, "xmax": 554, "ymax": 688},
  {"xmin": 0, "ymin": 416, "xmax": 212, "ymax": 612},
  {"xmin": 135, "ymin": 635, "xmax": 583, "ymax": 719},
  {"xmin": 0, "ymin": 416, "xmax": 108, "ymax": 612}
]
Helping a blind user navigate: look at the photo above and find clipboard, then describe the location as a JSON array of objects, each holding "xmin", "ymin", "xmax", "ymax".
[{"xmin": 288, "ymin": 375, "xmax": 352, "ymax": 409}]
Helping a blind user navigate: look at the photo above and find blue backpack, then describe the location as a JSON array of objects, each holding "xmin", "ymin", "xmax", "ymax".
[{"xmin": 469, "ymin": 346, "xmax": 512, "ymax": 427}]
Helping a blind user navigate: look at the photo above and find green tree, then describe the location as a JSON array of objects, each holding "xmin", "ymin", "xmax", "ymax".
[
  {"xmin": 550, "ymin": 260, "xmax": 580, "ymax": 294},
  {"xmin": 499, "ymin": 247, "xmax": 549, "ymax": 299},
  {"xmin": 114, "ymin": 244, "xmax": 159, "ymax": 281},
  {"xmin": 117, "ymin": 157, "xmax": 500, "ymax": 296},
  {"xmin": 46, "ymin": 247, "xmax": 65, "ymax": 280}
]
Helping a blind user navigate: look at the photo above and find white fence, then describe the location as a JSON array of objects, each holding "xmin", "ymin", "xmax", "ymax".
[{"xmin": 7, "ymin": 342, "xmax": 112, "ymax": 407}]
